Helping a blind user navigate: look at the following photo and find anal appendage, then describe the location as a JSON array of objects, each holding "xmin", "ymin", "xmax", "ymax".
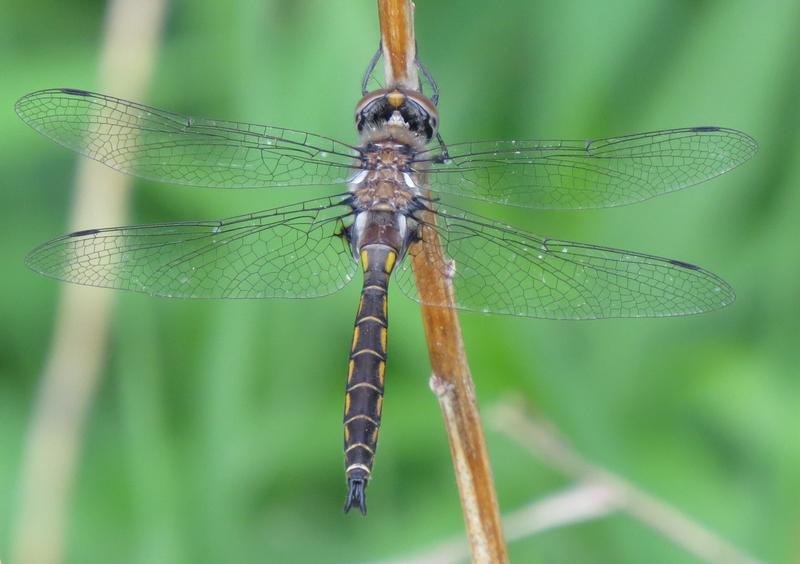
[{"xmin": 344, "ymin": 477, "xmax": 368, "ymax": 515}]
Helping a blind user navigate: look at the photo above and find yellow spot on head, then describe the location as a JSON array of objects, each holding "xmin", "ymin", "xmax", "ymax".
[
  {"xmin": 351, "ymin": 326, "xmax": 360, "ymax": 351},
  {"xmin": 378, "ymin": 361, "xmax": 385, "ymax": 387},
  {"xmin": 344, "ymin": 392, "xmax": 351, "ymax": 415},
  {"xmin": 384, "ymin": 251, "xmax": 397, "ymax": 274},
  {"xmin": 387, "ymin": 91, "xmax": 405, "ymax": 108},
  {"xmin": 360, "ymin": 250, "xmax": 369, "ymax": 271},
  {"xmin": 380, "ymin": 327, "xmax": 387, "ymax": 353}
]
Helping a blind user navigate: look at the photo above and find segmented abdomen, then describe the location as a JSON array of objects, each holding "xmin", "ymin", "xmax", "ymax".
[{"xmin": 342, "ymin": 243, "xmax": 397, "ymax": 514}]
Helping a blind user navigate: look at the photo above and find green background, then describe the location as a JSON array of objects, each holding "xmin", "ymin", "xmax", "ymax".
[{"xmin": 2, "ymin": 1, "xmax": 798, "ymax": 562}]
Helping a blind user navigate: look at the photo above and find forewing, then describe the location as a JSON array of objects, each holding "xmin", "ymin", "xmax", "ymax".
[
  {"xmin": 395, "ymin": 208, "xmax": 734, "ymax": 319},
  {"xmin": 15, "ymin": 88, "xmax": 362, "ymax": 188},
  {"xmin": 417, "ymin": 127, "xmax": 756, "ymax": 209},
  {"xmin": 27, "ymin": 197, "xmax": 358, "ymax": 299}
]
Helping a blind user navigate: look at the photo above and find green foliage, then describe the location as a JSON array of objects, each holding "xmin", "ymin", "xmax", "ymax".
[{"xmin": 1, "ymin": 1, "xmax": 798, "ymax": 562}]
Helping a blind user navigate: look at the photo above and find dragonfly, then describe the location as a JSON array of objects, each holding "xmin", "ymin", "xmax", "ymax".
[{"xmin": 16, "ymin": 52, "xmax": 756, "ymax": 515}]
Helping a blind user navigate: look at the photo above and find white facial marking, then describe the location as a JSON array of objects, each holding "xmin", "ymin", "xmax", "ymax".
[{"xmin": 388, "ymin": 110, "xmax": 407, "ymax": 128}]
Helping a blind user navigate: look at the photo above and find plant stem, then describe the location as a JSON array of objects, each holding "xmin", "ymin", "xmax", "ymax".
[
  {"xmin": 489, "ymin": 402, "xmax": 761, "ymax": 564},
  {"xmin": 375, "ymin": 1, "xmax": 508, "ymax": 561},
  {"xmin": 11, "ymin": 2, "xmax": 167, "ymax": 563}
]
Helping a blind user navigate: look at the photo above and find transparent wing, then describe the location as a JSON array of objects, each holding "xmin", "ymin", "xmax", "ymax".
[
  {"xmin": 15, "ymin": 88, "xmax": 363, "ymax": 188},
  {"xmin": 27, "ymin": 196, "xmax": 358, "ymax": 299},
  {"xmin": 416, "ymin": 127, "xmax": 756, "ymax": 209},
  {"xmin": 395, "ymin": 207, "xmax": 734, "ymax": 319}
]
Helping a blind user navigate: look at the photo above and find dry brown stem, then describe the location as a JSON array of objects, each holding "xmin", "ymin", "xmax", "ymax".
[
  {"xmin": 12, "ymin": 2, "xmax": 168, "ymax": 563},
  {"xmin": 376, "ymin": 1, "xmax": 508, "ymax": 562},
  {"xmin": 377, "ymin": 0, "xmax": 419, "ymax": 89}
]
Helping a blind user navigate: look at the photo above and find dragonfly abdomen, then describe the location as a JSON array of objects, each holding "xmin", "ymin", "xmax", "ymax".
[{"xmin": 343, "ymin": 242, "xmax": 397, "ymax": 515}]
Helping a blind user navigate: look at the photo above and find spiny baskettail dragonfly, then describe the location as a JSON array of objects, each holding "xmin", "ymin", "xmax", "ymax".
[{"xmin": 16, "ymin": 50, "xmax": 756, "ymax": 515}]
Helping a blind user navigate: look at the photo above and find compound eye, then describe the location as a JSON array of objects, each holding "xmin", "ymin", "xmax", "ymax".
[{"xmin": 355, "ymin": 111, "xmax": 365, "ymax": 130}]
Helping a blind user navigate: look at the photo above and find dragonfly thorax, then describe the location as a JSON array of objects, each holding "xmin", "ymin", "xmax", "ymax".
[
  {"xmin": 355, "ymin": 88, "xmax": 439, "ymax": 142},
  {"xmin": 350, "ymin": 134, "xmax": 422, "ymax": 211},
  {"xmin": 348, "ymin": 159, "xmax": 419, "ymax": 259}
]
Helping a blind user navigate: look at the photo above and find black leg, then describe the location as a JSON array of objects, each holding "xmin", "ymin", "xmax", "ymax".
[
  {"xmin": 435, "ymin": 131, "xmax": 450, "ymax": 161},
  {"xmin": 416, "ymin": 55, "xmax": 440, "ymax": 106},
  {"xmin": 362, "ymin": 43, "xmax": 383, "ymax": 95}
]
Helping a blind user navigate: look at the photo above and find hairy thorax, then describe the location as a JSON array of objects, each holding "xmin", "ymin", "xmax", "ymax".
[{"xmin": 349, "ymin": 126, "xmax": 427, "ymax": 213}]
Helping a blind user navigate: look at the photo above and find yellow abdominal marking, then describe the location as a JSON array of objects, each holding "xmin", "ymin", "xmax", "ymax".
[
  {"xmin": 351, "ymin": 326, "xmax": 360, "ymax": 351},
  {"xmin": 370, "ymin": 427, "xmax": 379, "ymax": 444},
  {"xmin": 344, "ymin": 426, "xmax": 350, "ymax": 441},
  {"xmin": 344, "ymin": 392, "xmax": 351, "ymax": 415},
  {"xmin": 384, "ymin": 251, "xmax": 397, "ymax": 273},
  {"xmin": 347, "ymin": 360, "xmax": 355, "ymax": 383},
  {"xmin": 360, "ymin": 249, "xmax": 369, "ymax": 271},
  {"xmin": 376, "ymin": 396, "xmax": 383, "ymax": 417},
  {"xmin": 380, "ymin": 327, "xmax": 387, "ymax": 352},
  {"xmin": 378, "ymin": 361, "xmax": 385, "ymax": 386}
]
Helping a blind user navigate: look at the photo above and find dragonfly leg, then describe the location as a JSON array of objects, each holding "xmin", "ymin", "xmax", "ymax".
[
  {"xmin": 435, "ymin": 131, "xmax": 451, "ymax": 162},
  {"xmin": 416, "ymin": 56, "xmax": 439, "ymax": 105},
  {"xmin": 362, "ymin": 43, "xmax": 383, "ymax": 95}
]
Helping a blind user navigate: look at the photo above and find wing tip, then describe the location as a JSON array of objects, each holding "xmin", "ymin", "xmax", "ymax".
[
  {"xmin": 693, "ymin": 125, "xmax": 759, "ymax": 159},
  {"xmin": 15, "ymin": 87, "xmax": 95, "ymax": 131},
  {"xmin": 24, "ymin": 247, "xmax": 57, "ymax": 280}
]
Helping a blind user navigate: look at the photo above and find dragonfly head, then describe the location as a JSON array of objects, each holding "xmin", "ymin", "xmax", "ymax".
[{"xmin": 355, "ymin": 88, "xmax": 439, "ymax": 142}]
